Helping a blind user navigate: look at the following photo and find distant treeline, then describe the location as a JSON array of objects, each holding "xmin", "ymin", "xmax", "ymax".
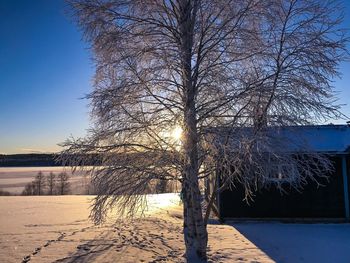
[
  {"xmin": 22, "ymin": 171, "xmax": 71, "ymax": 196},
  {"xmin": 0, "ymin": 154, "xmax": 102, "ymax": 167},
  {"xmin": 0, "ymin": 152, "xmax": 177, "ymax": 167},
  {"xmin": 0, "ymin": 154, "xmax": 60, "ymax": 167}
]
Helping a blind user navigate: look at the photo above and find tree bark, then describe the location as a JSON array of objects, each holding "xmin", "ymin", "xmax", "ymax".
[{"xmin": 179, "ymin": 0, "xmax": 208, "ymax": 261}]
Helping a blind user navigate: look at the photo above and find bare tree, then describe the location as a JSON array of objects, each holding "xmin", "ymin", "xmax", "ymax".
[
  {"xmin": 56, "ymin": 172, "xmax": 70, "ymax": 195},
  {"xmin": 47, "ymin": 172, "xmax": 56, "ymax": 195},
  {"xmin": 22, "ymin": 180, "xmax": 40, "ymax": 196},
  {"xmin": 33, "ymin": 171, "xmax": 45, "ymax": 196},
  {"xmin": 61, "ymin": 0, "xmax": 348, "ymax": 261},
  {"xmin": 81, "ymin": 173, "xmax": 96, "ymax": 195},
  {"xmin": 155, "ymin": 179, "xmax": 168, "ymax": 193},
  {"xmin": 22, "ymin": 183, "xmax": 33, "ymax": 195},
  {"xmin": 22, "ymin": 182, "xmax": 35, "ymax": 196}
]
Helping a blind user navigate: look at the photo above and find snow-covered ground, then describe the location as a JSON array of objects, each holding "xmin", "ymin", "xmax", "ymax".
[
  {"xmin": 0, "ymin": 194, "xmax": 348, "ymax": 263},
  {"xmin": 232, "ymin": 222, "xmax": 350, "ymax": 263},
  {"xmin": 0, "ymin": 194, "xmax": 272, "ymax": 263}
]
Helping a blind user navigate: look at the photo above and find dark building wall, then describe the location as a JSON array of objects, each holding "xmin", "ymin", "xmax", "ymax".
[
  {"xmin": 219, "ymin": 156, "xmax": 348, "ymax": 219},
  {"xmin": 347, "ymin": 155, "xmax": 350, "ymax": 208}
]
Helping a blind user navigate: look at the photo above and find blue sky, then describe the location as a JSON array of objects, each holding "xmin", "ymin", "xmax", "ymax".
[
  {"xmin": 0, "ymin": 0, "xmax": 93, "ymax": 154},
  {"xmin": 0, "ymin": 0, "xmax": 349, "ymax": 154}
]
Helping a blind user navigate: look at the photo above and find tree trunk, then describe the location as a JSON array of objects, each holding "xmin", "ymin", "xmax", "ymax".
[
  {"xmin": 179, "ymin": 0, "xmax": 208, "ymax": 261},
  {"xmin": 182, "ymin": 89, "xmax": 208, "ymax": 261},
  {"xmin": 182, "ymin": 167, "xmax": 208, "ymax": 261}
]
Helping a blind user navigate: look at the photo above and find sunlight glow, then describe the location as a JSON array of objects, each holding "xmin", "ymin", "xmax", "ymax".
[
  {"xmin": 171, "ymin": 126, "xmax": 183, "ymax": 142},
  {"xmin": 158, "ymin": 125, "xmax": 183, "ymax": 150},
  {"xmin": 147, "ymin": 193, "xmax": 180, "ymax": 211}
]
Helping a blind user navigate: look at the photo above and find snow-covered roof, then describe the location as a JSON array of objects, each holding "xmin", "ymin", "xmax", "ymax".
[
  {"xmin": 209, "ymin": 124, "xmax": 350, "ymax": 154},
  {"xmin": 270, "ymin": 125, "xmax": 350, "ymax": 153}
]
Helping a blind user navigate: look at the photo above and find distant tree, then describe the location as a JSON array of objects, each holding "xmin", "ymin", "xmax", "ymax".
[
  {"xmin": 155, "ymin": 179, "xmax": 168, "ymax": 194},
  {"xmin": 62, "ymin": 0, "xmax": 348, "ymax": 260},
  {"xmin": 22, "ymin": 182, "xmax": 35, "ymax": 196},
  {"xmin": 56, "ymin": 172, "xmax": 70, "ymax": 195},
  {"xmin": 47, "ymin": 172, "xmax": 56, "ymax": 195},
  {"xmin": 33, "ymin": 171, "xmax": 45, "ymax": 196},
  {"xmin": 81, "ymin": 174, "xmax": 95, "ymax": 195},
  {"xmin": 0, "ymin": 189, "xmax": 11, "ymax": 196}
]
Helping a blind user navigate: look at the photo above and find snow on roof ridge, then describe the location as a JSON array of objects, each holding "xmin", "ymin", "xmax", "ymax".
[
  {"xmin": 277, "ymin": 124, "xmax": 350, "ymax": 129},
  {"xmin": 209, "ymin": 124, "xmax": 350, "ymax": 153}
]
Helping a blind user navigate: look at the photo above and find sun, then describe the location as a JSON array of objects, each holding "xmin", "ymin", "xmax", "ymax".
[{"xmin": 171, "ymin": 126, "xmax": 183, "ymax": 142}]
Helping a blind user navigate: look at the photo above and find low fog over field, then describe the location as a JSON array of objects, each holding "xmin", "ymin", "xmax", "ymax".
[{"xmin": 0, "ymin": 167, "xmax": 90, "ymax": 195}]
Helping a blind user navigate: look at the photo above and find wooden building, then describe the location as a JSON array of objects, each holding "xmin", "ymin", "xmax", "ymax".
[{"xmin": 212, "ymin": 125, "xmax": 350, "ymax": 221}]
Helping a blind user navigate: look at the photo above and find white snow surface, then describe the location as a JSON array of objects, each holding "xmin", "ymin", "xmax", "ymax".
[
  {"xmin": 232, "ymin": 222, "xmax": 350, "ymax": 263},
  {"xmin": 0, "ymin": 195, "xmax": 273, "ymax": 263},
  {"xmin": 0, "ymin": 194, "xmax": 349, "ymax": 262}
]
